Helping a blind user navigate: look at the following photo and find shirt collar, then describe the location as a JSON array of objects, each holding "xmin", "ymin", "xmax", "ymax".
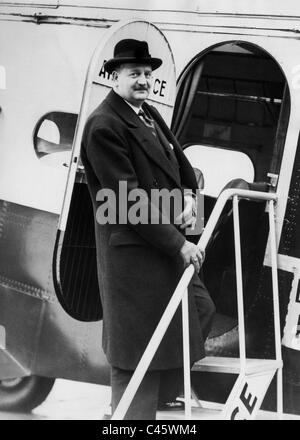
[{"xmin": 123, "ymin": 99, "xmax": 142, "ymax": 115}]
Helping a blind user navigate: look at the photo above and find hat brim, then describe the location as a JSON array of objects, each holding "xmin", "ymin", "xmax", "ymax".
[{"xmin": 104, "ymin": 57, "xmax": 162, "ymax": 74}]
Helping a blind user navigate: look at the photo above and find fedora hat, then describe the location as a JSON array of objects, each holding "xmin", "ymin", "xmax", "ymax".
[{"xmin": 104, "ymin": 39, "xmax": 162, "ymax": 74}]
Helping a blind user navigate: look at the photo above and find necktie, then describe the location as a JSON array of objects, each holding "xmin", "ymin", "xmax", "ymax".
[
  {"xmin": 139, "ymin": 109, "xmax": 179, "ymax": 169},
  {"xmin": 138, "ymin": 109, "xmax": 157, "ymax": 138},
  {"xmin": 155, "ymin": 122, "xmax": 179, "ymax": 170}
]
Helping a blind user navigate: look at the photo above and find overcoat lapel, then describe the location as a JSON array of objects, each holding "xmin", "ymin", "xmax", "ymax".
[
  {"xmin": 146, "ymin": 102, "xmax": 199, "ymax": 192},
  {"xmin": 105, "ymin": 91, "xmax": 182, "ymax": 187},
  {"xmin": 145, "ymin": 102, "xmax": 186, "ymax": 164}
]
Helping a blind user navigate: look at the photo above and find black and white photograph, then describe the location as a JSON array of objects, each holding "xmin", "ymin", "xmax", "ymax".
[{"xmin": 0, "ymin": 0, "xmax": 300, "ymax": 427}]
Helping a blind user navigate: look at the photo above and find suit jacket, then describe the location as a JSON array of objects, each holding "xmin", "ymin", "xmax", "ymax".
[{"xmin": 81, "ymin": 90, "xmax": 204, "ymax": 370}]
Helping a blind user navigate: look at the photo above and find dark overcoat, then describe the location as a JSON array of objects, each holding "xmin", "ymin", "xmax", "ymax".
[{"xmin": 81, "ymin": 90, "xmax": 204, "ymax": 370}]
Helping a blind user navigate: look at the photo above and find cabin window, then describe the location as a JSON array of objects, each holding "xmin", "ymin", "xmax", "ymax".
[{"xmin": 33, "ymin": 111, "xmax": 77, "ymax": 167}]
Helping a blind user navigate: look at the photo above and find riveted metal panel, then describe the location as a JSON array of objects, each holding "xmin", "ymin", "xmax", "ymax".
[
  {"xmin": 0, "ymin": 200, "xmax": 58, "ymax": 298},
  {"xmin": 0, "ymin": 199, "xmax": 108, "ymax": 382}
]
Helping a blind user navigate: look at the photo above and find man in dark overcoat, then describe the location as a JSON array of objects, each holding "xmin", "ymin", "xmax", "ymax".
[{"xmin": 80, "ymin": 39, "xmax": 215, "ymax": 419}]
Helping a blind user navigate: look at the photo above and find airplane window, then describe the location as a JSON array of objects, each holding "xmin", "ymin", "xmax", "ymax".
[
  {"xmin": 33, "ymin": 111, "xmax": 77, "ymax": 168},
  {"xmin": 0, "ymin": 65, "xmax": 5, "ymax": 90},
  {"xmin": 184, "ymin": 144, "xmax": 254, "ymax": 198}
]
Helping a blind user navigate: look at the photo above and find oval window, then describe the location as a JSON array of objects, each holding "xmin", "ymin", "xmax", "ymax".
[{"xmin": 33, "ymin": 111, "xmax": 77, "ymax": 167}]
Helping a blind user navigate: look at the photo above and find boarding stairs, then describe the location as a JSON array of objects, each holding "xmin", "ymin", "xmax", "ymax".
[{"xmin": 111, "ymin": 188, "xmax": 282, "ymax": 420}]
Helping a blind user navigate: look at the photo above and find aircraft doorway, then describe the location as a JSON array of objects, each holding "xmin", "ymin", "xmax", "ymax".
[
  {"xmin": 173, "ymin": 41, "xmax": 290, "ymax": 357},
  {"xmin": 52, "ymin": 18, "xmax": 177, "ymax": 323}
]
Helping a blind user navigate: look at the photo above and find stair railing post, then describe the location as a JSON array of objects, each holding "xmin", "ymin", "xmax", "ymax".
[
  {"xmin": 268, "ymin": 199, "xmax": 283, "ymax": 419},
  {"xmin": 182, "ymin": 286, "xmax": 192, "ymax": 419},
  {"xmin": 233, "ymin": 195, "xmax": 246, "ymax": 372}
]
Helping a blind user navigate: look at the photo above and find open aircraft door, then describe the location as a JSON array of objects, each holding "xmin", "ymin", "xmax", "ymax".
[{"xmin": 53, "ymin": 19, "xmax": 177, "ymax": 322}]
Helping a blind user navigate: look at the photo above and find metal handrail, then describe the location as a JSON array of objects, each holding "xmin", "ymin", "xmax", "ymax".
[
  {"xmin": 233, "ymin": 195, "xmax": 247, "ymax": 373},
  {"xmin": 111, "ymin": 188, "xmax": 278, "ymax": 420}
]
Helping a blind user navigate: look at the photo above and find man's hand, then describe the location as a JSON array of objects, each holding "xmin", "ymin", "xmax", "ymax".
[
  {"xmin": 176, "ymin": 194, "xmax": 197, "ymax": 230},
  {"xmin": 179, "ymin": 240, "xmax": 205, "ymax": 273}
]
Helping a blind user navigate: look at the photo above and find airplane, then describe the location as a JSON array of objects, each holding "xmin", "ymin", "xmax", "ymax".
[{"xmin": 0, "ymin": 0, "xmax": 300, "ymax": 418}]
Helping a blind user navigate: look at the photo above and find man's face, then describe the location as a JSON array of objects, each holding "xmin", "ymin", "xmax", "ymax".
[{"xmin": 113, "ymin": 63, "xmax": 153, "ymax": 107}]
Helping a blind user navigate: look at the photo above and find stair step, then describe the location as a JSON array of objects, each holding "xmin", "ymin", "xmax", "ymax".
[
  {"xmin": 192, "ymin": 356, "xmax": 282, "ymax": 374},
  {"xmin": 156, "ymin": 406, "xmax": 222, "ymax": 420},
  {"xmin": 157, "ymin": 406, "xmax": 299, "ymax": 420}
]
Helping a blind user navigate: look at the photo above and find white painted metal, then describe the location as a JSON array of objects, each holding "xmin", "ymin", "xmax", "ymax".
[
  {"xmin": 191, "ymin": 389, "xmax": 203, "ymax": 408},
  {"xmin": 193, "ymin": 356, "xmax": 281, "ymax": 375},
  {"xmin": 220, "ymin": 374, "xmax": 245, "ymax": 420},
  {"xmin": 4, "ymin": 0, "xmax": 300, "ymax": 19},
  {"xmin": 222, "ymin": 370, "xmax": 277, "ymax": 420},
  {"xmin": 233, "ymin": 195, "xmax": 246, "ymax": 372},
  {"xmin": 274, "ymin": 254, "xmax": 300, "ymax": 273}
]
